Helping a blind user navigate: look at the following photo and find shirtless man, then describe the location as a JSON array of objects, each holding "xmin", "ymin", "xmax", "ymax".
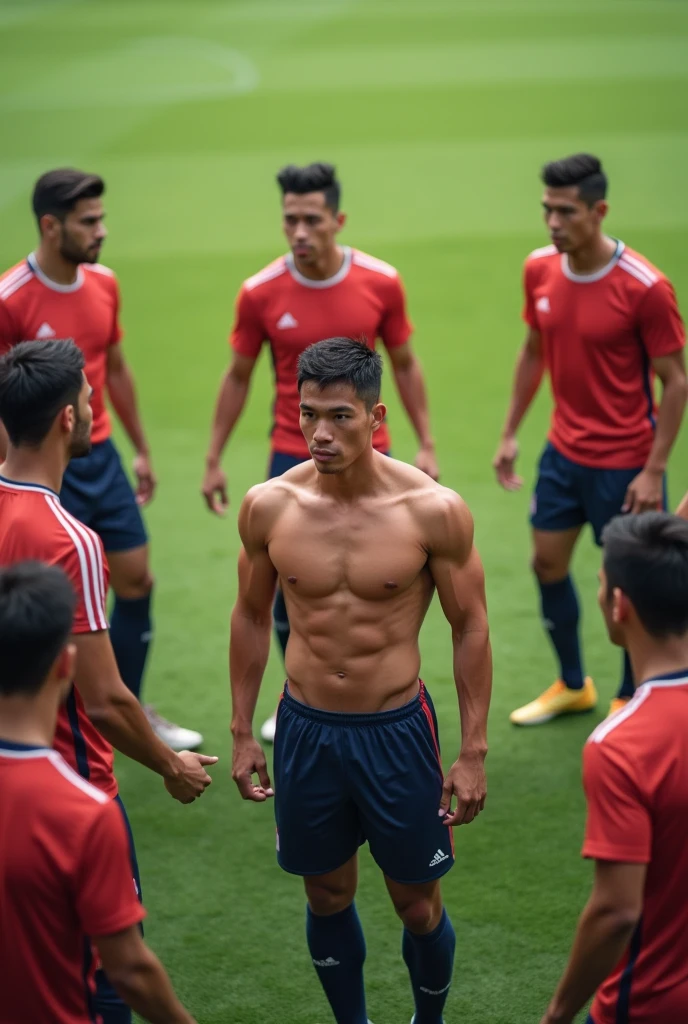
[{"xmin": 230, "ymin": 338, "xmax": 492, "ymax": 1024}]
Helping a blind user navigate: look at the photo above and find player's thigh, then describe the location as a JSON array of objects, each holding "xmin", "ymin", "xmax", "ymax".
[
  {"xmin": 384, "ymin": 875, "xmax": 444, "ymax": 933},
  {"xmin": 274, "ymin": 693, "xmax": 363, "ymax": 877},
  {"xmin": 353, "ymin": 684, "xmax": 454, "ymax": 886},
  {"xmin": 304, "ymin": 854, "xmax": 359, "ymax": 915},
  {"xmin": 107, "ymin": 545, "xmax": 152, "ymax": 599},
  {"xmin": 530, "ymin": 443, "xmax": 586, "ymax": 550},
  {"xmin": 531, "ymin": 526, "xmax": 583, "ymax": 582}
]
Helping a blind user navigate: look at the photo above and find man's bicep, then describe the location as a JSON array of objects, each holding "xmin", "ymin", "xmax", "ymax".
[
  {"xmin": 72, "ymin": 631, "xmax": 123, "ymax": 704},
  {"xmin": 592, "ymin": 861, "xmax": 646, "ymax": 917},
  {"xmin": 651, "ymin": 349, "xmax": 686, "ymax": 387},
  {"xmin": 236, "ymin": 545, "xmax": 277, "ymax": 619},
  {"xmin": 430, "ymin": 542, "xmax": 488, "ymax": 634}
]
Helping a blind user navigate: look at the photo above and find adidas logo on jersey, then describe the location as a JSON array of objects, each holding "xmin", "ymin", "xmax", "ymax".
[
  {"xmin": 535, "ymin": 296, "xmax": 550, "ymax": 313},
  {"xmin": 36, "ymin": 322, "xmax": 56, "ymax": 339},
  {"xmin": 312, "ymin": 957, "xmax": 340, "ymax": 967},
  {"xmin": 429, "ymin": 848, "xmax": 449, "ymax": 867},
  {"xmin": 277, "ymin": 312, "xmax": 298, "ymax": 329}
]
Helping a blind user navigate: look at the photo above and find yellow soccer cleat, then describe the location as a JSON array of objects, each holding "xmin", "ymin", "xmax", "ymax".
[
  {"xmin": 607, "ymin": 696, "xmax": 631, "ymax": 718},
  {"xmin": 510, "ymin": 677, "xmax": 597, "ymax": 726}
]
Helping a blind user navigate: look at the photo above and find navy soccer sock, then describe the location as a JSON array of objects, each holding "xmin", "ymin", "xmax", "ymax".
[
  {"xmin": 616, "ymin": 650, "xmax": 635, "ymax": 699},
  {"xmin": 273, "ymin": 586, "xmax": 290, "ymax": 661},
  {"xmin": 537, "ymin": 576, "xmax": 585, "ymax": 689},
  {"xmin": 109, "ymin": 593, "xmax": 152, "ymax": 701},
  {"xmin": 306, "ymin": 903, "xmax": 367, "ymax": 1024},
  {"xmin": 402, "ymin": 908, "xmax": 455, "ymax": 1024}
]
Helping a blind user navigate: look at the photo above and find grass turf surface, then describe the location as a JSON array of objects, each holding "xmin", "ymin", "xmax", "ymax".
[{"xmin": 1, "ymin": 1, "xmax": 687, "ymax": 1021}]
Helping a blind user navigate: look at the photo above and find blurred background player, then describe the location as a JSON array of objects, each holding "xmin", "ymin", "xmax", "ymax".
[
  {"xmin": 202, "ymin": 162, "xmax": 438, "ymax": 742},
  {"xmin": 0, "ymin": 561, "xmax": 197, "ymax": 1024},
  {"xmin": 540, "ymin": 512, "xmax": 688, "ymax": 1024},
  {"xmin": 0, "ymin": 340, "xmax": 216, "ymax": 1024},
  {"xmin": 677, "ymin": 490, "xmax": 688, "ymax": 520},
  {"xmin": 493, "ymin": 153, "xmax": 687, "ymax": 725},
  {"xmin": 0, "ymin": 168, "xmax": 201, "ymax": 751}
]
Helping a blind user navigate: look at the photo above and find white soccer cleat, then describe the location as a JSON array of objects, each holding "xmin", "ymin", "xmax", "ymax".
[
  {"xmin": 144, "ymin": 706, "xmax": 203, "ymax": 752},
  {"xmin": 260, "ymin": 713, "xmax": 277, "ymax": 744}
]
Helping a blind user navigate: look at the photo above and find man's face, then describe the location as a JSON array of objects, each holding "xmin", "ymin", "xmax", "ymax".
[
  {"xmin": 55, "ymin": 197, "xmax": 107, "ymax": 265},
  {"xmin": 542, "ymin": 186, "xmax": 606, "ymax": 254},
  {"xmin": 299, "ymin": 380, "xmax": 383, "ymax": 474},
  {"xmin": 68, "ymin": 373, "xmax": 93, "ymax": 459},
  {"xmin": 282, "ymin": 192, "xmax": 343, "ymax": 266},
  {"xmin": 597, "ymin": 566, "xmax": 625, "ymax": 647}
]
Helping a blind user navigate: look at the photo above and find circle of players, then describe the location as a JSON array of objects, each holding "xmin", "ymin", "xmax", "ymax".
[{"xmin": 0, "ymin": 156, "xmax": 687, "ymax": 1024}]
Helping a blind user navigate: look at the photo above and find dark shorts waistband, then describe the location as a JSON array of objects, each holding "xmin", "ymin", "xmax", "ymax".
[{"xmin": 281, "ymin": 681, "xmax": 425, "ymax": 727}]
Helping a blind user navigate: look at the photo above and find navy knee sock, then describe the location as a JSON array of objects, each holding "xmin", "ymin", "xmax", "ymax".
[
  {"xmin": 109, "ymin": 593, "xmax": 152, "ymax": 701},
  {"xmin": 273, "ymin": 587, "xmax": 290, "ymax": 661},
  {"xmin": 616, "ymin": 650, "xmax": 635, "ymax": 699},
  {"xmin": 402, "ymin": 908, "xmax": 455, "ymax": 1024},
  {"xmin": 306, "ymin": 903, "xmax": 367, "ymax": 1024},
  {"xmin": 537, "ymin": 576, "xmax": 584, "ymax": 689}
]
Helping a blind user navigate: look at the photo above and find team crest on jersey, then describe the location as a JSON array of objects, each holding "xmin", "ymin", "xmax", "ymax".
[
  {"xmin": 536, "ymin": 296, "xmax": 550, "ymax": 313},
  {"xmin": 277, "ymin": 312, "xmax": 298, "ymax": 330}
]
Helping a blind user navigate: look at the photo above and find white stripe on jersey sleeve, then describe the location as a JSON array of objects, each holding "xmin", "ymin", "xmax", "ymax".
[
  {"xmin": 47, "ymin": 750, "xmax": 110, "ymax": 803},
  {"xmin": 44, "ymin": 496, "xmax": 106, "ymax": 631}
]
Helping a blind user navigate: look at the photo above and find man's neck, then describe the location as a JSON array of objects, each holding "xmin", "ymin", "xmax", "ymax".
[
  {"xmin": 294, "ymin": 244, "xmax": 344, "ymax": 282},
  {"xmin": 315, "ymin": 447, "xmax": 387, "ymax": 502},
  {"xmin": 566, "ymin": 233, "xmax": 617, "ymax": 275},
  {"xmin": 1, "ymin": 446, "xmax": 66, "ymax": 495},
  {"xmin": 627, "ymin": 635, "xmax": 688, "ymax": 689},
  {"xmin": 33, "ymin": 244, "xmax": 80, "ymax": 287},
  {"xmin": 0, "ymin": 695, "xmax": 57, "ymax": 749}
]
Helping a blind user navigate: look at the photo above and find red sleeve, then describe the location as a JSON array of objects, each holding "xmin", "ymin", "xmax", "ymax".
[
  {"xmin": 581, "ymin": 741, "xmax": 652, "ymax": 863},
  {"xmin": 0, "ymin": 298, "xmax": 20, "ymax": 355},
  {"xmin": 229, "ymin": 286, "xmax": 264, "ymax": 358},
  {"xmin": 522, "ymin": 259, "xmax": 537, "ymax": 329},
  {"xmin": 76, "ymin": 799, "xmax": 146, "ymax": 937},
  {"xmin": 638, "ymin": 278, "xmax": 685, "ymax": 359},
  {"xmin": 59, "ymin": 531, "xmax": 109, "ymax": 634},
  {"xmin": 379, "ymin": 275, "xmax": 413, "ymax": 350},
  {"xmin": 110, "ymin": 276, "xmax": 123, "ymax": 347}
]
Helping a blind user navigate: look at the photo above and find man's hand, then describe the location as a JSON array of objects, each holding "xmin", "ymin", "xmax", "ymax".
[
  {"xmin": 232, "ymin": 734, "xmax": 274, "ymax": 802},
  {"xmin": 439, "ymin": 752, "xmax": 487, "ymax": 826},
  {"xmin": 622, "ymin": 467, "xmax": 664, "ymax": 514},
  {"xmin": 164, "ymin": 750, "xmax": 218, "ymax": 804},
  {"xmin": 133, "ymin": 452, "xmax": 156, "ymax": 507},
  {"xmin": 415, "ymin": 445, "xmax": 439, "ymax": 481},
  {"xmin": 492, "ymin": 436, "xmax": 522, "ymax": 491},
  {"xmin": 202, "ymin": 463, "xmax": 229, "ymax": 516}
]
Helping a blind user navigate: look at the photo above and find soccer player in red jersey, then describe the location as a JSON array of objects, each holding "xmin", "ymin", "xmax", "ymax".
[
  {"xmin": 0, "ymin": 340, "xmax": 217, "ymax": 1024},
  {"xmin": 202, "ymin": 162, "xmax": 438, "ymax": 741},
  {"xmin": 0, "ymin": 561, "xmax": 197, "ymax": 1024},
  {"xmin": 0, "ymin": 168, "xmax": 201, "ymax": 751},
  {"xmin": 540, "ymin": 512, "xmax": 688, "ymax": 1024},
  {"xmin": 493, "ymin": 154, "xmax": 687, "ymax": 725}
]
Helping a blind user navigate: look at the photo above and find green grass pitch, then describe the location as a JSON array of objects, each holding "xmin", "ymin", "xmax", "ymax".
[{"xmin": 1, "ymin": 1, "xmax": 687, "ymax": 1021}]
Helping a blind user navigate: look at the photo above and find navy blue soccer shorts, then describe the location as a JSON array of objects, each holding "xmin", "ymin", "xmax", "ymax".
[
  {"xmin": 530, "ymin": 442, "xmax": 667, "ymax": 547},
  {"xmin": 267, "ymin": 449, "xmax": 392, "ymax": 480},
  {"xmin": 273, "ymin": 682, "xmax": 455, "ymax": 884},
  {"xmin": 61, "ymin": 438, "xmax": 147, "ymax": 553}
]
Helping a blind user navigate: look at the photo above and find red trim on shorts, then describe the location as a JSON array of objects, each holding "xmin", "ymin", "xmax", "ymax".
[{"xmin": 418, "ymin": 682, "xmax": 455, "ymax": 855}]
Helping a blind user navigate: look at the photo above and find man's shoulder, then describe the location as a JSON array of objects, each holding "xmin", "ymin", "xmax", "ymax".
[
  {"xmin": 385, "ymin": 460, "xmax": 472, "ymax": 538},
  {"xmin": 0, "ymin": 259, "xmax": 36, "ymax": 305},
  {"xmin": 243, "ymin": 256, "xmax": 289, "ymax": 295},
  {"xmin": 615, "ymin": 244, "xmax": 667, "ymax": 292},
  {"xmin": 83, "ymin": 262, "xmax": 119, "ymax": 294},
  {"xmin": 351, "ymin": 248, "xmax": 400, "ymax": 282}
]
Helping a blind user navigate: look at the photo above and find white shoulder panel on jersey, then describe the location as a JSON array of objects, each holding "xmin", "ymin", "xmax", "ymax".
[
  {"xmin": 527, "ymin": 244, "xmax": 558, "ymax": 261},
  {"xmin": 352, "ymin": 250, "xmax": 398, "ymax": 279},
  {"xmin": 245, "ymin": 258, "xmax": 287, "ymax": 292},
  {"xmin": 0, "ymin": 265, "xmax": 33, "ymax": 300},
  {"xmin": 83, "ymin": 263, "xmax": 116, "ymax": 278},
  {"xmin": 618, "ymin": 252, "xmax": 659, "ymax": 289}
]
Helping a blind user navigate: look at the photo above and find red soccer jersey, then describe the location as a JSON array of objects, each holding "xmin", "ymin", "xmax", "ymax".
[
  {"xmin": 0, "ymin": 476, "xmax": 117, "ymax": 797},
  {"xmin": 583, "ymin": 669, "xmax": 688, "ymax": 1024},
  {"xmin": 523, "ymin": 241, "xmax": 685, "ymax": 469},
  {"xmin": 0, "ymin": 254, "xmax": 123, "ymax": 445},
  {"xmin": 0, "ymin": 740, "xmax": 145, "ymax": 1024},
  {"xmin": 230, "ymin": 246, "xmax": 413, "ymax": 457}
]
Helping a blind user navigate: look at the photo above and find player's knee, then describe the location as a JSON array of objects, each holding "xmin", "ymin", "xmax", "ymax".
[
  {"xmin": 305, "ymin": 880, "xmax": 355, "ymax": 917},
  {"xmin": 114, "ymin": 567, "xmax": 154, "ymax": 601},
  {"xmin": 395, "ymin": 896, "xmax": 438, "ymax": 935},
  {"xmin": 531, "ymin": 551, "xmax": 565, "ymax": 583}
]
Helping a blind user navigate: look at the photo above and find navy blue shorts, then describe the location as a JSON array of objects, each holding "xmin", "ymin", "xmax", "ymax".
[
  {"xmin": 530, "ymin": 443, "xmax": 667, "ymax": 546},
  {"xmin": 268, "ymin": 449, "xmax": 392, "ymax": 479},
  {"xmin": 61, "ymin": 438, "xmax": 147, "ymax": 553},
  {"xmin": 273, "ymin": 682, "xmax": 455, "ymax": 884}
]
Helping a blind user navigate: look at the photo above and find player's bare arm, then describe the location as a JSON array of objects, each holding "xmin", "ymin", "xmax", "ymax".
[
  {"xmin": 387, "ymin": 342, "xmax": 439, "ymax": 480},
  {"xmin": 677, "ymin": 490, "xmax": 688, "ymax": 520},
  {"xmin": 623, "ymin": 349, "xmax": 688, "ymax": 514},
  {"xmin": 96, "ymin": 925, "xmax": 197, "ymax": 1024},
  {"xmin": 230, "ymin": 482, "xmax": 280, "ymax": 800},
  {"xmin": 425, "ymin": 489, "xmax": 491, "ymax": 825},
  {"xmin": 106, "ymin": 343, "xmax": 156, "ymax": 506},
  {"xmin": 493, "ymin": 326, "xmax": 545, "ymax": 490},
  {"xmin": 540, "ymin": 861, "xmax": 646, "ymax": 1024},
  {"xmin": 73, "ymin": 630, "xmax": 217, "ymax": 802},
  {"xmin": 202, "ymin": 351, "xmax": 258, "ymax": 515}
]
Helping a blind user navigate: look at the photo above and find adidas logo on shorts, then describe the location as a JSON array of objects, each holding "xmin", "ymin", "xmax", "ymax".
[
  {"xmin": 429, "ymin": 848, "xmax": 449, "ymax": 867},
  {"xmin": 312, "ymin": 956, "xmax": 340, "ymax": 967}
]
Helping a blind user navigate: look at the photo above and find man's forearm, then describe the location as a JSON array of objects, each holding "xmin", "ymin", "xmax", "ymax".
[
  {"xmin": 103, "ymin": 948, "xmax": 196, "ymax": 1024},
  {"xmin": 453, "ymin": 623, "xmax": 492, "ymax": 755},
  {"xmin": 544, "ymin": 900, "xmax": 637, "ymax": 1024},
  {"xmin": 392, "ymin": 358, "xmax": 434, "ymax": 449},
  {"xmin": 229, "ymin": 607, "xmax": 272, "ymax": 736},
  {"xmin": 644, "ymin": 376, "xmax": 688, "ymax": 474},
  {"xmin": 501, "ymin": 345, "xmax": 545, "ymax": 438},
  {"xmin": 677, "ymin": 490, "xmax": 688, "ymax": 519},
  {"xmin": 86, "ymin": 688, "xmax": 181, "ymax": 780},
  {"xmin": 206, "ymin": 370, "xmax": 251, "ymax": 466},
  {"xmin": 107, "ymin": 366, "xmax": 149, "ymax": 454}
]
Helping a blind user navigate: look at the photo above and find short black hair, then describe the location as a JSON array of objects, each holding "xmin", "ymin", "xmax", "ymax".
[
  {"xmin": 602, "ymin": 513, "xmax": 688, "ymax": 638},
  {"xmin": 297, "ymin": 337, "xmax": 382, "ymax": 410},
  {"xmin": 0, "ymin": 562, "xmax": 75, "ymax": 698},
  {"xmin": 541, "ymin": 153, "xmax": 607, "ymax": 205},
  {"xmin": 276, "ymin": 162, "xmax": 341, "ymax": 212},
  {"xmin": 32, "ymin": 168, "xmax": 104, "ymax": 224},
  {"xmin": 0, "ymin": 340, "xmax": 85, "ymax": 448}
]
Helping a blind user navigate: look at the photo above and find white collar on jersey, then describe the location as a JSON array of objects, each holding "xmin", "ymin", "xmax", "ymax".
[
  {"xmin": 27, "ymin": 252, "xmax": 84, "ymax": 293},
  {"xmin": 561, "ymin": 238, "xmax": 625, "ymax": 284},
  {"xmin": 285, "ymin": 245, "xmax": 352, "ymax": 289}
]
